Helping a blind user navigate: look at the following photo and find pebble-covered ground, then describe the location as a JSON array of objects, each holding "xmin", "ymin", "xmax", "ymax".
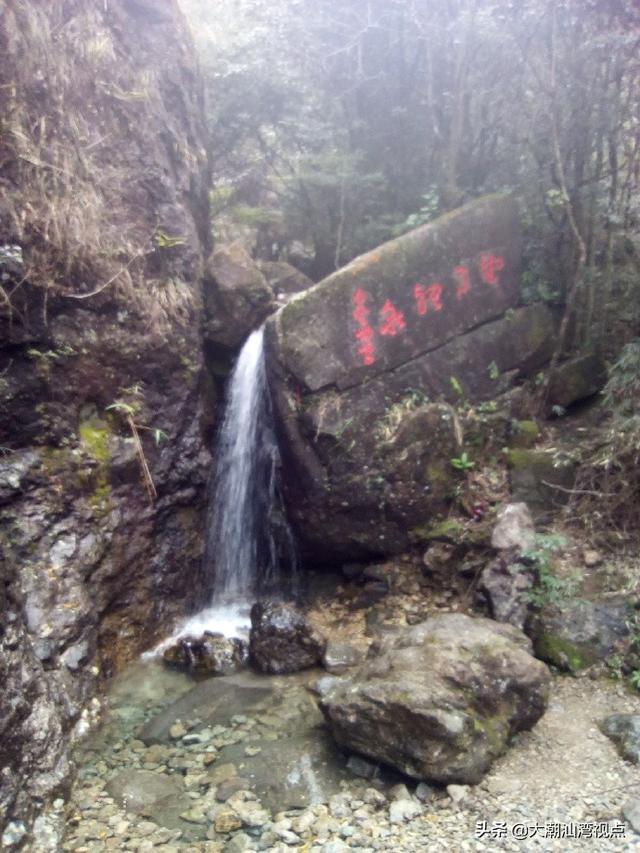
[{"xmin": 63, "ymin": 665, "xmax": 640, "ymax": 853}]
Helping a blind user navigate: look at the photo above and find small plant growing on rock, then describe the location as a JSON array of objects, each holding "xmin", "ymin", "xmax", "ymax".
[
  {"xmin": 521, "ymin": 533, "xmax": 580, "ymax": 609},
  {"xmin": 107, "ymin": 386, "xmax": 167, "ymax": 502},
  {"xmin": 450, "ymin": 451, "xmax": 474, "ymax": 472}
]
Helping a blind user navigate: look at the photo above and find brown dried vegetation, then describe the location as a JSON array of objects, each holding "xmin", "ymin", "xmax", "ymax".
[{"xmin": 0, "ymin": 0, "xmax": 207, "ymax": 333}]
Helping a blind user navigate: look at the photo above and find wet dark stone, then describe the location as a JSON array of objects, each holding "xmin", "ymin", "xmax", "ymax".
[
  {"xmin": 162, "ymin": 634, "xmax": 248, "ymax": 677},
  {"xmin": 249, "ymin": 600, "xmax": 326, "ymax": 675}
]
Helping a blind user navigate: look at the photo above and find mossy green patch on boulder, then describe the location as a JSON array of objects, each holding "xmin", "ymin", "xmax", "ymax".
[
  {"xmin": 507, "ymin": 448, "xmax": 577, "ymax": 514},
  {"xmin": 533, "ymin": 632, "xmax": 596, "ymax": 673},
  {"xmin": 528, "ymin": 596, "xmax": 633, "ymax": 674},
  {"xmin": 511, "ymin": 420, "xmax": 540, "ymax": 448},
  {"xmin": 79, "ymin": 418, "xmax": 111, "ymax": 465}
]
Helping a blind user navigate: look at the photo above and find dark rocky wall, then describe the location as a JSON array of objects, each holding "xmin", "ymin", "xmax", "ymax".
[{"xmin": 0, "ymin": 1, "xmax": 211, "ymax": 847}]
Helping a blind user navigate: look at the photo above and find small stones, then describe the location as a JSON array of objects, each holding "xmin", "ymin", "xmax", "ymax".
[
  {"xmin": 583, "ymin": 549, "xmax": 603, "ymax": 568},
  {"xmin": 214, "ymin": 808, "xmax": 243, "ymax": 834},
  {"xmin": 446, "ymin": 784, "xmax": 470, "ymax": 805},
  {"xmin": 224, "ymin": 832, "xmax": 252, "ymax": 853},
  {"xmin": 208, "ymin": 763, "xmax": 238, "ymax": 785},
  {"xmin": 362, "ymin": 787, "xmax": 387, "ymax": 808},
  {"xmin": 169, "ymin": 722, "xmax": 187, "ymax": 740},
  {"xmin": 388, "ymin": 798, "xmax": 422, "ymax": 824},
  {"xmin": 415, "ymin": 782, "xmax": 435, "ymax": 803}
]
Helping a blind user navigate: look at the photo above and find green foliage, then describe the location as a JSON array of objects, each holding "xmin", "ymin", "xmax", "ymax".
[
  {"xmin": 521, "ymin": 533, "xmax": 580, "ymax": 609},
  {"xmin": 603, "ymin": 339, "xmax": 640, "ymax": 417},
  {"xmin": 450, "ymin": 376, "xmax": 465, "ymax": 401},
  {"xmin": 106, "ymin": 400, "xmax": 137, "ymax": 417},
  {"xmin": 630, "ymin": 670, "xmax": 640, "ymax": 692},
  {"xmin": 375, "ymin": 390, "xmax": 428, "ymax": 442},
  {"xmin": 153, "ymin": 231, "xmax": 186, "ymax": 249},
  {"xmin": 153, "ymin": 428, "xmax": 168, "ymax": 446},
  {"xmin": 488, "ymin": 361, "xmax": 499, "ymax": 381},
  {"xmin": 450, "ymin": 451, "xmax": 474, "ymax": 472},
  {"xmin": 392, "ymin": 189, "xmax": 440, "ymax": 236}
]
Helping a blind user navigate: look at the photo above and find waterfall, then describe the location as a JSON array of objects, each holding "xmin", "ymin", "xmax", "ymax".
[
  {"xmin": 203, "ymin": 326, "xmax": 296, "ymax": 605},
  {"xmin": 146, "ymin": 326, "xmax": 296, "ymax": 654}
]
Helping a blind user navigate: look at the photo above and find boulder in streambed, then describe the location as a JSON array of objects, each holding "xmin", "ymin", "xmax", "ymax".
[
  {"xmin": 162, "ymin": 633, "xmax": 248, "ymax": 676},
  {"xmin": 318, "ymin": 613, "xmax": 550, "ymax": 785},
  {"xmin": 249, "ymin": 600, "xmax": 326, "ymax": 674}
]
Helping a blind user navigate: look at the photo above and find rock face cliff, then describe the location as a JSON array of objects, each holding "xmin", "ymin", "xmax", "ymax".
[
  {"xmin": 0, "ymin": 1, "xmax": 210, "ymax": 847},
  {"xmin": 266, "ymin": 196, "xmax": 557, "ymax": 561}
]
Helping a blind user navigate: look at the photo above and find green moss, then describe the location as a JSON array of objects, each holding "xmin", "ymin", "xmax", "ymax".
[
  {"xmin": 511, "ymin": 420, "xmax": 540, "ymax": 448},
  {"xmin": 534, "ymin": 632, "xmax": 595, "ymax": 673},
  {"xmin": 79, "ymin": 417, "xmax": 113, "ymax": 513},
  {"xmin": 506, "ymin": 448, "xmax": 547, "ymax": 470},
  {"xmin": 79, "ymin": 419, "xmax": 111, "ymax": 464},
  {"xmin": 472, "ymin": 714, "xmax": 507, "ymax": 753},
  {"xmin": 413, "ymin": 517, "xmax": 464, "ymax": 542}
]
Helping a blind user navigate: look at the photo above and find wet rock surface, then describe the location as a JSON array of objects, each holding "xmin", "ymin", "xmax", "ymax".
[
  {"xmin": 203, "ymin": 243, "xmax": 276, "ymax": 353},
  {"xmin": 249, "ymin": 601, "xmax": 327, "ymax": 674},
  {"xmin": 319, "ymin": 613, "xmax": 551, "ymax": 785},
  {"xmin": 163, "ymin": 635, "xmax": 249, "ymax": 677}
]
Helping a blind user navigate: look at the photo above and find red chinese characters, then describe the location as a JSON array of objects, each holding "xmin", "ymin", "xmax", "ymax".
[
  {"xmin": 378, "ymin": 299, "xmax": 406, "ymax": 336},
  {"xmin": 351, "ymin": 249, "xmax": 507, "ymax": 366},
  {"xmin": 479, "ymin": 252, "xmax": 505, "ymax": 286},
  {"xmin": 414, "ymin": 282, "xmax": 443, "ymax": 315},
  {"xmin": 352, "ymin": 288, "xmax": 376, "ymax": 365},
  {"xmin": 453, "ymin": 265, "xmax": 471, "ymax": 301}
]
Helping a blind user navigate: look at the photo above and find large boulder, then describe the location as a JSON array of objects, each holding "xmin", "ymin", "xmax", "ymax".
[
  {"xmin": 600, "ymin": 715, "xmax": 640, "ymax": 764},
  {"xmin": 318, "ymin": 613, "xmax": 550, "ymax": 785},
  {"xmin": 203, "ymin": 242, "xmax": 275, "ymax": 353},
  {"xmin": 266, "ymin": 195, "xmax": 556, "ymax": 560}
]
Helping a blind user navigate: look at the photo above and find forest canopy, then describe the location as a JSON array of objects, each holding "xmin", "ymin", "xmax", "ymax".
[{"xmin": 179, "ymin": 0, "xmax": 640, "ymax": 354}]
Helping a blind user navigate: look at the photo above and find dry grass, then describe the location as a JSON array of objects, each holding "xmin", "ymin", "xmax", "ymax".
[{"xmin": 0, "ymin": 1, "xmax": 199, "ymax": 333}]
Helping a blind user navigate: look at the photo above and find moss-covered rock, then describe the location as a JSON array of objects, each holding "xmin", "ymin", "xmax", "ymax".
[
  {"xmin": 319, "ymin": 613, "xmax": 550, "ymax": 784},
  {"xmin": 547, "ymin": 352, "xmax": 607, "ymax": 411},
  {"xmin": 527, "ymin": 596, "xmax": 633, "ymax": 673},
  {"xmin": 507, "ymin": 448, "xmax": 578, "ymax": 514},
  {"xmin": 511, "ymin": 419, "xmax": 541, "ymax": 448}
]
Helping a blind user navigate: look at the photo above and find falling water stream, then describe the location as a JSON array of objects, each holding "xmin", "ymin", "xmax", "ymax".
[{"xmin": 151, "ymin": 326, "xmax": 297, "ymax": 649}]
